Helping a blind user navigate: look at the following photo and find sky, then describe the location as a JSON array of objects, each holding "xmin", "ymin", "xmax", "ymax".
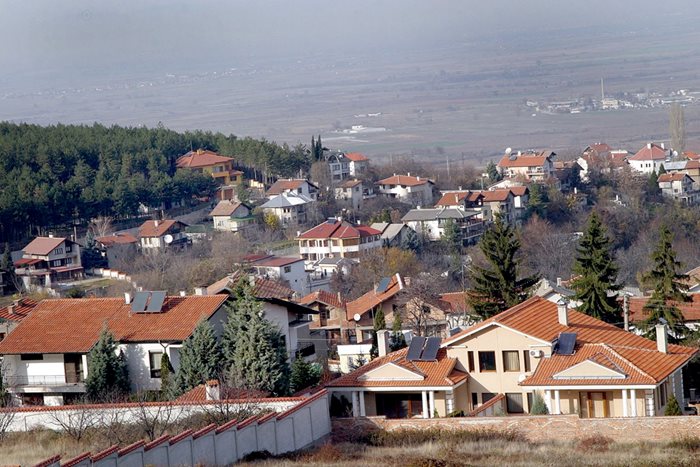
[{"xmin": 2, "ymin": 0, "xmax": 698, "ymax": 84}]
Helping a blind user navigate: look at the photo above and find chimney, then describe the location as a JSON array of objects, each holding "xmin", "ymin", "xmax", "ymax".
[
  {"xmin": 623, "ymin": 294, "xmax": 630, "ymax": 331},
  {"xmin": 179, "ymin": 290, "xmax": 186, "ymax": 297},
  {"xmin": 377, "ymin": 330, "xmax": 390, "ymax": 357},
  {"xmin": 407, "ymin": 172, "xmax": 411, "ymax": 176},
  {"xmin": 556, "ymin": 277, "xmax": 562, "ymax": 286},
  {"xmin": 124, "ymin": 292, "xmax": 132, "ymax": 304},
  {"xmin": 194, "ymin": 287, "xmax": 207, "ymax": 296},
  {"xmin": 656, "ymin": 323, "xmax": 668, "ymax": 354},
  {"xmin": 7, "ymin": 304, "xmax": 15, "ymax": 315},
  {"xmin": 248, "ymin": 274, "xmax": 256, "ymax": 287},
  {"xmin": 48, "ymin": 233, "xmax": 54, "ymax": 238},
  {"xmin": 661, "ymin": 142, "xmax": 665, "ymax": 150},
  {"xmin": 557, "ymin": 298, "xmax": 569, "ymax": 327},
  {"xmin": 205, "ymin": 380, "xmax": 220, "ymax": 400},
  {"xmin": 647, "ymin": 143, "xmax": 652, "ymax": 149},
  {"xmin": 154, "ymin": 220, "xmax": 160, "ymax": 227}
]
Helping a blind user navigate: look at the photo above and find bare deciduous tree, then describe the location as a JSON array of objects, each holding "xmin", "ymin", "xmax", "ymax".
[
  {"xmin": 47, "ymin": 403, "xmax": 99, "ymax": 441},
  {"xmin": 130, "ymin": 393, "xmax": 176, "ymax": 441},
  {"xmin": 89, "ymin": 216, "xmax": 114, "ymax": 238},
  {"xmin": 670, "ymin": 103, "xmax": 686, "ymax": 155}
]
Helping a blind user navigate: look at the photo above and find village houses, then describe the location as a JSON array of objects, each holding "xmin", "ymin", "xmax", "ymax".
[
  {"xmin": 209, "ymin": 200, "xmax": 255, "ymax": 232},
  {"xmin": 297, "ymin": 218, "xmax": 382, "ymax": 262},
  {"xmin": 627, "ymin": 143, "xmax": 670, "ymax": 174},
  {"xmin": 138, "ymin": 219, "xmax": 189, "ymax": 250},
  {"xmin": 259, "ymin": 192, "xmax": 313, "ymax": 227},
  {"xmin": 376, "ymin": 174, "xmax": 435, "ymax": 206},
  {"xmin": 176, "ymin": 149, "xmax": 244, "ymax": 186},
  {"xmin": 14, "ymin": 236, "xmax": 83, "ymax": 290},
  {"xmin": 496, "ymin": 150, "xmax": 555, "ymax": 181}
]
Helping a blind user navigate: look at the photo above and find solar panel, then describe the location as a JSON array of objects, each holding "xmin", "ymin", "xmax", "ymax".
[
  {"xmin": 419, "ymin": 337, "xmax": 441, "ymax": 361},
  {"xmin": 376, "ymin": 277, "xmax": 391, "ymax": 294},
  {"xmin": 557, "ymin": 332, "xmax": 577, "ymax": 355},
  {"xmin": 406, "ymin": 336, "xmax": 426, "ymax": 361},
  {"xmin": 449, "ymin": 327, "xmax": 462, "ymax": 336},
  {"xmin": 131, "ymin": 291, "xmax": 149, "ymax": 312},
  {"xmin": 146, "ymin": 291, "xmax": 166, "ymax": 312}
]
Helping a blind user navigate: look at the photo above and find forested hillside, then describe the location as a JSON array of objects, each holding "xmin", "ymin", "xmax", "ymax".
[{"xmin": 0, "ymin": 123, "xmax": 310, "ymax": 243}]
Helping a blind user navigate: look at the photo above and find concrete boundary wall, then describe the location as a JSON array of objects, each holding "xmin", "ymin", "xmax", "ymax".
[
  {"xmin": 333, "ymin": 414, "xmax": 700, "ymax": 443},
  {"xmin": 35, "ymin": 390, "xmax": 331, "ymax": 466}
]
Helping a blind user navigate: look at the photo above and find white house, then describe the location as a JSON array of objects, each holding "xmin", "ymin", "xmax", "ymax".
[
  {"xmin": 14, "ymin": 236, "xmax": 83, "ymax": 289},
  {"xmin": 344, "ymin": 152, "xmax": 370, "ymax": 177},
  {"xmin": 259, "ymin": 193, "xmax": 313, "ymax": 227},
  {"xmin": 210, "ymin": 200, "xmax": 255, "ymax": 232},
  {"xmin": 628, "ymin": 143, "xmax": 670, "ymax": 174},
  {"xmin": 657, "ymin": 173, "xmax": 699, "ymax": 205},
  {"xmin": 266, "ymin": 179, "xmax": 319, "ymax": 201},
  {"xmin": 248, "ymin": 255, "xmax": 308, "ymax": 295},
  {"xmin": 497, "ymin": 150, "xmax": 555, "ymax": 181},
  {"xmin": 297, "ymin": 218, "xmax": 382, "ymax": 262},
  {"xmin": 138, "ymin": 220, "xmax": 189, "ymax": 250},
  {"xmin": 334, "ymin": 179, "xmax": 365, "ymax": 210},
  {"xmin": 376, "ymin": 174, "xmax": 435, "ymax": 206},
  {"xmin": 0, "ymin": 293, "xmax": 229, "ymax": 406},
  {"xmin": 401, "ymin": 207, "xmax": 484, "ymax": 245}
]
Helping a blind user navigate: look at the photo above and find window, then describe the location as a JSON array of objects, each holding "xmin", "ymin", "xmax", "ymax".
[
  {"xmin": 506, "ymin": 393, "xmax": 524, "ymax": 413},
  {"xmin": 283, "ymin": 266, "xmax": 292, "ymax": 273},
  {"xmin": 21, "ymin": 354, "xmax": 43, "ymax": 361},
  {"xmin": 53, "ymin": 247, "xmax": 64, "ymax": 255},
  {"xmin": 471, "ymin": 392, "xmax": 478, "ymax": 408},
  {"xmin": 478, "ymin": 351, "xmax": 496, "ymax": 372},
  {"xmin": 149, "ymin": 351, "xmax": 163, "ymax": 378},
  {"xmin": 467, "ymin": 351, "xmax": 475, "ymax": 372},
  {"xmin": 502, "ymin": 351, "xmax": 520, "ymax": 372},
  {"xmin": 482, "ymin": 392, "xmax": 496, "ymax": 403},
  {"xmin": 523, "ymin": 350, "xmax": 531, "ymax": 372}
]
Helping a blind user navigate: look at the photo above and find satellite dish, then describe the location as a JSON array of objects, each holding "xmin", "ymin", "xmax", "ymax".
[
  {"xmin": 163, "ymin": 234, "xmax": 174, "ymax": 244},
  {"xmin": 505, "ymin": 147, "xmax": 512, "ymax": 155},
  {"xmin": 353, "ymin": 313, "xmax": 362, "ymax": 322}
]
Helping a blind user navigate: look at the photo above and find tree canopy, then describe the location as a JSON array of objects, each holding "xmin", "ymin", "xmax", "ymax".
[
  {"xmin": 174, "ymin": 319, "xmax": 222, "ymax": 395},
  {"xmin": 85, "ymin": 326, "xmax": 130, "ymax": 402}
]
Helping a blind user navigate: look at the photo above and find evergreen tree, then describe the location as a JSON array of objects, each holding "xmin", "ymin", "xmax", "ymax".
[
  {"xmin": 642, "ymin": 226, "xmax": 690, "ymax": 340},
  {"xmin": 159, "ymin": 352, "xmax": 173, "ymax": 400},
  {"xmin": 486, "ymin": 161, "xmax": 502, "ymax": 183},
  {"xmin": 390, "ymin": 313, "xmax": 407, "ymax": 351},
  {"xmin": 658, "ymin": 164, "xmax": 667, "ymax": 175},
  {"xmin": 174, "ymin": 319, "xmax": 222, "ymax": 395},
  {"xmin": 441, "ymin": 219, "xmax": 462, "ymax": 254},
  {"xmin": 81, "ymin": 231, "xmax": 107, "ymax": 269},
  {"xmin": 570, "ymin": 212, "xmax": 622, "ymax": 323},
  {"xmin": 0, "ymin": 364, "xmax": 7, "ymax": 406},
  {"xmin": 223, "ymin": 282, "xmax": 290, "ymax": 395},
  {"xmin": 369, "ymin": 306, "xmax": 385, "ymax": 358},
  {"xmin": 289, "ymin": 356, "xmax": 319, "ymax": 393},
  {"xmin": 664, "ymin": 394, "xmax": 682, "ymax": 415},
  {"xmin": 646, "ymin": 170, "xmax": 660, "ymax": 200},
  {"xmin": 85, "ymin": 327, "xmax": 130, "ymax": 401},
  {"xmin": 1, "ymin": 243, "xmax": 17, "ymax": 294},
  {"xmin": 468, "ymin": 215, "xmax": 540, "ymax": 318},
  {"xmin": 529, "ymin": 392, "xmax": 549, "ymax": 415},
  {"xmin": 525, "ymin": 184, "xmax": 547, "ymax": 219},
  {"xmin": 400, "ymin": 227, "xmax": 422, "ymax": 253}
]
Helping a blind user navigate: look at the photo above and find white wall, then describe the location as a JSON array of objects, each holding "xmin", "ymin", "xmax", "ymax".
[{"xmin": 4, "ymin": 354, "xmax": 67, "ymax": 385}]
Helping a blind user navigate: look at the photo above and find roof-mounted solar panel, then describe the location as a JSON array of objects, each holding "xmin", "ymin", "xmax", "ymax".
[
  {"xmin": 406, "ymin": 336, "xmax": 426, "ymax": 361},
  {"xmin": 376, "ymin": 277, "xmax": 391, "ymax": 294},
  {"xmin": 557, "ymin": 332, "xmax": 577, "ymax": 355},
  {"xmin": 131, "ymin": 291, "xmax": 149, "ymax": 312},
  {"xmin": 146, "ymin": 291, "xmax": 166, "ymax": 312},
  {"xmin": 419, "ymin": 337, "xmax": 441, "ymax": 361}
]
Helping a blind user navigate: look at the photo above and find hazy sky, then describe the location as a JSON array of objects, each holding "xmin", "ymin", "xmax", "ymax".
[{"xmin": 2, "ymin": 0, "xmax": 698, "ymax": 83}]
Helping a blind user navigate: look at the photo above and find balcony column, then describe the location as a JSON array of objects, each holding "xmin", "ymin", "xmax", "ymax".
[
  {"xmin": 544, "ymin": 390, "xmax": 552, "ymax": 414},
  {"xmin": 359, "ymin": 390, "xmax": 366, "ymax": 417},
  {"xmin": 352, "ymin": 391, "xmax": 360, "ymax": 417},
  {"xmin": 622, "ymin": 389, "xmax": 628, "ymax": 417},
  {"xmin": 554, "ymin": 389, "xmax": 561, "ymax": 415},
  {"xmin": 429, "ymin": 391, "xmax": 436, "ymax": 418},
  {"xmin": 630, "ymin": 389, "xmax": 637, "ymax": 417},
  {"xmin": 422, "ymin": 391, "xmax": 429, "ymax": 419},
  {"xmin": 81, "ymin": 354, "xmax": 89, "ymax": 380}
]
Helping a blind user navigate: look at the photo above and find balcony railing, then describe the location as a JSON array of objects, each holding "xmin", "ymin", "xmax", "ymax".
[
  {"xmin": 295, "ymin": 342, "xmax": 316, "ymax": 359},
  {"xmin": 5, "ymin": 375, "xmax": 84, "ymax": 387}
]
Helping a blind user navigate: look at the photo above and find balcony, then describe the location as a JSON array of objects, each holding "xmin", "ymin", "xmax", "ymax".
[
  {"xmin": 295, "ymin": 342, "xmax": 316, "ymax": 359},
  {"xmin": 5, "ymin": 374, "xmax": 86, "ymax": 393}
]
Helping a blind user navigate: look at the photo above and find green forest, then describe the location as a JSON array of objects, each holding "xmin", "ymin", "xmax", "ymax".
[{"xmin": 0, "ymin": 122, "xmax": 311, "ymax": 244}]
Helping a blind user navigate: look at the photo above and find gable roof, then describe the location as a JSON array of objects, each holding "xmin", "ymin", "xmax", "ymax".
[
  {"xmin": 297, "ymin": 219, "xmax": 380, "ymax": 240},
  {"xmin": 401, "ymin": 208, "xmax": 479, "ymax": 222},
  {"xmin": 481, "ymin": 189, "xmax": 512, "ymax": 202},
  {"xmin": 176, "ymin": 149, "xmax": 233, "ymax": 168},
  {"xmin": 338, "ymin": 179, "xmax": 362, "ymax": 189},
  {"xmin": 344, "ymin": 152, "xmax": 369, "ymax": 162},
  {"xmin": 438, "ymin": 292, "xmax": 470, "ymax": 314},
  {"xmin": 0, "ymin": 298, "xmax": 39, "ymax": 322},
  {"xmin": 23, "ymin": 237, "xmax": 69, "ymax": 256},
  {"xmin": 346, "ymin": 274, "xmax": 403, "ymax": 322},
  {"xmin": 326, "ymin": 347, "xmax": 467, "ymax": 389},
  {"xmin": 508, "ymin": 186, "xmax": 529, "ymax": 196},
  {"xmin": 260, "ymin": 193, "xmax": 312, "ymax": 209},
  {"xmin": 435, "ymin": 191, "xmax": 473, "ymax": 207},
  {"xmin": 298, "ymin": 290, "xmax": 346, "ymax": 310},
  {"xmin": 252, "ymin": 256, "xmax": 304, "ymax": 268},
  {"xmin": 95, "ymin": 233, "xmax": 138, "ymax": 246},
  {"xmin": 209, "ymin": 200, "xmax": 249, "ymax": 217},
  {"xmin": 266, "ymin": 179, "xmax": 317, "ymax": 196},
  {"xmin": 628, "ymin": 294, "xmax": 700, "ymax": 322},
  {"xmin": 497, "ymin": 151, "xmax": 552, "ymax": 168},
  {"xmin": 0, "ymin": 295, "xmax": 228, "ymax": 354},
  {"xmin": 138, "ymin": 220, "xmax": 187, "ymax": 238},
  {"xmin": 377, "ymin": 174, "xmax": 431, "ymax": 187},
  {"xmin": 444, "ymin": 296, "xmax": 697, "ymax": 385},
  {"xmin": 629, "ymin": 143, "xmax": 668, "ymax": 161},
  {"xmin": 207, "ymin": 271, "xmax": 296, "ymax": 300},
  {"xmin": 658, "ymin": 173, "xmax": 691, "ymax": 183}
]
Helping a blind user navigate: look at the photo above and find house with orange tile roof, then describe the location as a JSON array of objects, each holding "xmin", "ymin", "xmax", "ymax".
[
  {"xmin": 578, "ymin": 143, "xmax": 628, "ymax": 181},
  {"xmin": 248, "ymin": 255, "xmax": 307, "ymax": 295},
  {"xmin": 627, "ymin": 294, "xmax": 700, "ymax": 331},
  {"xmin": 14, "ymin": 235, "xmax": 83, "ymax": 290},
  {"xmin": 95, "ymin": 233, "xmax": 138, "ymax": 269},
  {"xmin": 657, "ymin": 172, "xmax": 699, "ymax": 205},
  {"xmin": 0, "ymin": 298, "xmax": 39, "ymax": 342},
  {"xmin": 300, "ymin": 290, "xmax": 348, "ymax": 348},
  {"xmin": 628, "ymin": 142, "xmax": 670, "ymax": 174},
  {"xmin": 497, "ymin": 150, "xmax": 555, "ymax": 181},
  {"xmin": 334, "ymin": 179, "xmax": 370, "ymax": 210},
  {"xmin": 344, "ymin": 152, "xmax": 370, "ymax": 177},
  {"xmin": 209, "ymin": 200, "xmax": 255, "ymax": 232},
  {"xmin": 328, "ymin": 296, "xmax": 697, "ymax": 419},
  {"xmin": 137, "ymin": 219, "xmax": 189, "ymax": 250},
  {"xmin": 400, "ymin": 206, "xmax": 484, "ymax": 245},
  {"xmin": 435, "ymin": 188, "xmax": 525, "ymax": 226},
  {"xmin": 376, "ymin": 173, "xmax": 435, "ymax": 206},
  {"xmin": 297, "ymin": 218, "xmax": 382, "ymax": 262},
  {"xmin": 176, "ymin": 149, "xmax": 243, "ymax": 186},
  {"xmin": 265, "ymin": 179, "xmax": 319, "ymax": 201},
  {"xmin": 0, "ymin": 293, "xmax": 229, "ymax": 406}
]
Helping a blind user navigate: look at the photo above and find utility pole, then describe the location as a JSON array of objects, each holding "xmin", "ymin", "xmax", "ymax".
[{"xmin": 446, "ymin": 156, "xmax": 451, "ymax": 183}]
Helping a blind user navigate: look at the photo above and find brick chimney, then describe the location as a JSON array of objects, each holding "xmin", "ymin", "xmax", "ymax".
[
  {"xmin": 656, "ymin": 323, "xmax": 668, "ymax": 354},
  {"xmin": 377, "ymin": 330, "xmax": 390, "ymax": 357},
  {"xmin": 124, "ymin": 292, "xmax": 132, "ymax": 304},
  {"xmin": 557, "ymin": 298, "xmax": 569, "ymax": 326},
  {"xmin": 205, "ymin": 380, "xmax": 220, "ymax": 400}
]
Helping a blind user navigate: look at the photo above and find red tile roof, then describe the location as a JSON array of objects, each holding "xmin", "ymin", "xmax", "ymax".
[
  {"xmin": 253, "ymin": 256, "xmax": 304, "ymax": 268},
  {"xmin": 0, "ymin": 298, "xmax": 39, "ymax": 322},
  {"xmin": 438, "ymin": 292, "xmax": 470, "ymax": 314},
  {"xmin": 344, "ymin": 152, "xmax": 369, "ymax": 162},
  {"xmin": 435, "ymin": 191, "xmax": 471, "ymax": 207},
  {"xmin": 628, "ymin": 295, "xmax": 700, "ymax": 322},
  {"xmin": 207, "ymin": 271, "xmax": 296, "ymax": 300},
  {"xmin": 497, "ymin": 152, "xmax": 550, "ymax": 168},
  {"xmin": 346, "ymin": 274, "xmax": 403, "ymax": 322},
  {"xmin": 176, "ymin": 149, "xmax": 233, "ymax": 168},
  {"xmin": 0, "ymin": 295, "xmax": 228, "ymax": 354},
  {"xmin": 444, "ymin": 297, "xmax": 697, "ymax": 386},
  {"xmin": 266, "ymin": 179, "xmax": 317, "ymax": 196},
  {"xmin": 509, "ymin": 186, "xmax": 529, "ymax": 196},
  {"xmin": 684, "ymin": 150, "xmax": 700, "ymax": 161},
  {"xmin": 297, "ymin": 219, "xmax": 380, "ymax": 240},
  {"xmin": 481, "ymin": 189, "xmax": 512, "ymax": 202},
  {"xmin": 298, "ymin": 290, "xmax": 346, "ymax": 310},
  {"xmin": 377, "ymin": 174, "xmax": 431, "ymax": 187},
  {"xmin": 658, "ymin": 173, "xmax": 689, "ymax": 183},
  {"xmin": 96, "ymin": 233, "xmax": 138, "ymax": 246},
  {"xmin": 326, "ymin": 347, "xmax": 467, "ymax": 389},
  {"xmin": 23, "ymin": 237, "xmax": 68, "ymax": 256},
  {"xmin": 629, "ymin": 143, "xmax": 667, "ymax": 161},
  {"xmin": 209, "ymin": 200, "xmax": 247, "ymax": 217},
  {"xmin": 14, "ymin": 258, "xmax": 43, "ymax": 266},
  {"xmin": 338, "ymin": 179, "xmax": 362, "ymax": 189},
  {"xmin": 138, "ymin": 220, "xmax": 186, "ymax": 238}
]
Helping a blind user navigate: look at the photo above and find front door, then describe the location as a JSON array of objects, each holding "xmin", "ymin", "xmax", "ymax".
[
  {"xmin": 586, "ymin": 392, "xmax": 609, "ymax": 418},
  {"xmin": 64, "ymin": 353, "xmax": 84, "ymax": 384}
]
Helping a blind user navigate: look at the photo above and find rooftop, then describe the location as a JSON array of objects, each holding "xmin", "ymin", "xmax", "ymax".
[
  {"xmin": 497, "ymin": 151, "xmax": 553, "ymax": 168},
  {"xmin": 209, "ymin": 200, "xmax": 248, "ymax": 217},
  {"xmin": 344, "ymin": 152, "xmax": 369, "ymax": 162},
  {"xmin": 23, "ymin": 237, "xmax": 70, "ymax": 256},
  {"xmin": 629, "ymin": 143, "xmax": 668, "ymax": 161},
  {"xmin": 298, "ymin": 219, "xmax": 381, "ymax": 240},
  {"xmin": 346, "ymin": 274, "xmax": 403, "ymax": 323},
  {"xmin": 138, "ymin": 220, "xmax": 187, "ymax": 238},
  {"xmin": 176, "ymin": 149, "xmax": 233, "ymax": 168},
  {"xmin": 95, "ymin": 233, "xmax": 138, "ymax": 246},
  {"xmin": 377, "ymin": 174, "xmax": 431, "ymax": 187},
  {"xmin": 266, "ymin": 179, "xmax": 317, "ymax": 196},
  {"xmin": 260, "ymin": 193, "xmax": 312, "ymax": 209}
]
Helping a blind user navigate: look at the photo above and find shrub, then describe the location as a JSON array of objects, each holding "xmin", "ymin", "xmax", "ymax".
[
  {"xmin": 669, "ymin": 436, "xmax": 700, "ymax": 452},
  {"xmin": 368, "ymin": 427, "xmax": 524, "ymax": 447},
  {"xmin": 307, "ymin": 443, "xmax": 343, "ymax": 462},
  {"xmin": 664, "ymin": 394, "xmax": 682, "ymax": 416},
  {"xmin": 577, "ymin": 435, "xmax": 614, "ymax": 452},
  {"xmin": 529, "ymin": 392, "xmax": 549, "ymax": 415}
]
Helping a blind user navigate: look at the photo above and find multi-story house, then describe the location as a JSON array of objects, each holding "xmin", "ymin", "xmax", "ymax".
[
  {"xmin": 327, "ymin": 297, "xmax": 697, "ymax": 419},
  {"xmin": 401, "ymin": 207, "xmax": 484, "ymax": 245},
  {"xmin": 138, "ymin": 220, "xmax": 189, "ymax": 250},
  {"xmin": 297, "ymin": 218, "xmax": 382, "ymax": 262},
  {"xmin": 334, "ymin": 179, "xmax": 365, "ymax": 210},
  {"xmin": 497, "ymin": 150, "xmax": 555, "ymax": 181},
  {"xmin": 325, "ymin": 151, "xmax": 351, "ymax": 182},
  {"xmin": 657, "ymin": 173, "xmax": 699, "ymax": 205},
  {"xmin": 435, "ymin": 188, "xmax": 518, "ymax": 225},
  {"xmin": 95, "ymin": 233, "xmax": 138, "ymax": 269},
  {"xmin": 265, "ymin": 179, "xmax": 319, "ymax": 201},
  {"xmin": 344, "ymin": 152, "xmax": 370, "ymax": 177},
  {"xmin": 628, "ymin": 143, "xmax": 670, "ymax": 174},
  {"xmin": 176, "ymin": 149, "xmax": 244, "ymax": 186},
  {"xmin": 0, "ymin": 293, "xmax": 229, "ymax": 406},
  {"xmin": 209, "ymin": 200, "xmax": 255, "ymax": 232},
  {"xmin": 259, "ymin": 193, "xmax": 313, "ymax": 227},
  {"xmin": 376, "ymin": 174, "xmax": 435, "ymax": 206},
  {"xmin": 248, "ymin": 255, "xmax": 308, "ymax": 296},
  {"xmin": 14, "ymin": 236, "xmax": 83, "ymax": 289}
]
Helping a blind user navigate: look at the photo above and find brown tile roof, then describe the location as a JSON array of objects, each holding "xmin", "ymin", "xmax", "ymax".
[
  {"xmin": 326, "ymin": 347, "xmax": 467, "ymax": 388},
  {"xmin": 298, "ymin": 290, "xmax": 346, "ymax": 310},
  {"xmin": 509, "ymin": 186, "xmax": 529, "ymax": 196},
  {"xmin": 96, "ymin": 233, "xmax": 138, "ymax": 246},
  {"xmin": 253, "ymin": 256, "xmax": 304, "ymax": 268},
  {"xmin": 628, "ymin": 295, "xmax": 700, "ymax": 322},
  {"xmin": 346, "ymin": 274, "xmax": 403, "ymax": 322},
  {"xmin": 0, "ymin": 298, "xmax": 39, "ymax": 322},
  {"xmin": 435, "ymin": 191, "xmax": 471, "ymax": 207},
  {"xmin": 209, "ymin": 200, "xmax": 247, "ymax": 217},
  {"xmin": 377, "ymin": 174, "xmax": 431, "ymax": 187},
  {"xmin": 684, "ymin": 150, "xmax": 700, "ymax": 161},
  {"xmin": 138, "ymin": 220, "xmax": 186, "ymax": 238},
  {"xmin": 207, "ymin": 271, "xmax": 295, "ymax": 300},
  {"xmin": 344, "ymin": 152, "xmax": 369, "ymax": 162},
  {"xmin": 297, "ymin": 219, "xmax": 380, "ymax": 240},
  {"xmin": 497, "ymin": 152, "xmax": 550, "ymax": 168},
  {"xmin": 629, "ymin": 143, "xmax": 667, "ymax": 161},
  {"xmin": 176, "ymin": 149, "xmax": 233, "ymax": 168},
  {"xmin": 175, "ymin": 383, "xmax": 269, "ymax": 403},
  {"xmin": 658, "ymin": 173, "xmax": 690, "ymax": 182},
  {"xmin": 266, "ymin": 179, "xmax": 317, "ymax": 196},
  {"xmin": 438, "ymin": 292, "xmax": 470, "ymax": 314},
  {"xmin": 23, "ymin": 237, "xmax": 68, "ymax": 256},
  {"xmin": 481, "ymin": 189, "xmax": 512, "ymax": 202},
  {"xmin": 338, "ymin": 179, "xmax": 362, "ymax": 189},
  {"xmin": 444, "ymin": 297, "xmax": 697, "ymax": 386},
  {"xmin": 0, "ymin": 295, "xmax": 228, "ymax": 354}
]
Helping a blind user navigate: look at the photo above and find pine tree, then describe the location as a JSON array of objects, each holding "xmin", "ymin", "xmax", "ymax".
[
  {"xmin": 529, "ymin": 392, "xmax": 549, "ymax": 415},
  {"xmin": 570, "ymin": 212, "xmax": 622, "ymax": 323},
  {"xmin": 174, "ymin": 319, "xmax": 222, "ymax": 395},
  {"xmin": 373, "ymin": 307, "xmax": 386, "ymax": 331},
  {"xmin": 441, "ymin": 219, "xmax": 462, "ymax": 254},
  {"xmin": 85, "ymin": 326, "xmax": 130, "ymax": 402},
  {"xmin": 526, "ymin": 184, "xmax": 547, "ymax": 219},
  {"xmin": 223, "ymin": 283, "xmax": 290, "ymax": 395},
  {"xmin": 642, "ymin": 226, "xmax": 690, "ymax": 340},
  {"xmin": 664, "ymin": 394, "xmax": 682, "ymax": 415},
  {"xmin": 468, "ymin": 215, "xmax": 540, "ymax": 318},
  {"xmin": 400, "ymin": 227, "xmax": 422, "ymax": 253},
  {"xmin": 159, "ymin": 352, "xmax": 173, "ymax": 400},
  {"xmin": 390, "ymin": 313, "xmax": 407, "ymax": 351},
  {"xmin": 486, "ymin": 161, "xmax": 502, "ymax": 183},
  {"xmin": 289, "ymin": 356, "xmax": 318, "ymax": 393},
  {"xmin": 1, "ymin": 243, "xmax": 18, "ymax": 294}
]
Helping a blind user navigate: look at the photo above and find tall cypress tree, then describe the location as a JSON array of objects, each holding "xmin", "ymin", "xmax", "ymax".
[
  {"xmin": 441, "ymin": 219, "xmax": 462, "ymax": 254},
  {"xmin": 174, "ymin": 319, "xmax": 222, "ymax": 395},
  {"xmin": 159, "ymin": 352, "xmax": 173, "ymax": 400},
  {"xmin": 642, "ymin": 225, "xmax": 690, "ymax": 340},
  {"xmin": 468, "ymin": 215, "xmax": 540, "ymax": 318},
  {"xmin": 570, "ymin": 212, "xmax": 622, "ymax": 323},
  {"xmin": 1, "ymin": 243, "xmax": 18, "ymax": 294},
  {"xmin": 390, "ymin": 313, "xmax": 407, "ymax": 351},
  {"xmin": 85, "ymin": 326, "xmax": 130, "ymax": 401}
]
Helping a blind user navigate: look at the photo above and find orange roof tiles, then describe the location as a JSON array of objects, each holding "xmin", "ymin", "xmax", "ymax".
[
  {"xmin": 497, "ymin": 152, "xmax": 550, "ymax": 168},
  {"xmin": 138, "ymin": 220, "xmax": 186, "ymax": 238},
  {"xmin": 346, "ymin": 274, "xmax": 403, "ymax": 321},
  {"xmin": 176, "ymin": 149, "xmax": 233, "ymax": 168},
  {"xmin": 658, "ymin": 173, "xmax": 690, "ymax": 183},
  {"xmin": 298, "ymin": 290, "xmax": 346, "ymax": 310},
  {"xmin": 344, "ymin": 152, "xmax": 369, "ymax": 162},
  {"xmin": 628, "ymin": 295, "xmax": 700, "ymax": 322},
  {"xmin": 96, "ymin": 233, "xmax": 138, "ymax": 246},
  {"xmin": 0, "ymin": 298, "xmax": 38, "ymax": 322},
  {"xmin": 629, "ymin": 143, "xmax": 667, "ymax": 161},
  {"xmin": 377, "ymin": 174, "xmax": 431, "ymax": 187},
  {"xmin": 338, "ymin": 179, "xmax": 362, "ymax": 188},
  {"xmin": 438, "ymin": 292, "xmax": 470, "ymax": 314},
  {"xmin": 481, "ymin": 189, "xmax": 512, "ymax": 202},
  {"xmin": 508, "ymin": 186, "xmax": 529, "ymax": 196},
  {"xmin": 435, "ymin": 191, "xmax": 471, "ymax": 207},
  {"xmin": 253, "ymin": 256, "xmax": 304, "ymax": 268},
  {"xmin": 326, "ymin": 347, "xmax": 467, "ymax": 389},
  {"xmin": 207, "ymin": 271, "xmax": 296, "ymax": 300},
  {"xmin": 209, "ymin": 200, "xmax": 247, "ymax": 217},
  {"xmin": 0, "ymin": 295, "xmax": 228, "ymax": 354},
  {"xmin": 266, "ymin": 179, "xmax": 317, "ymax": 196},
  {"xmin": 297, "ymin": 219, "xmax": 380, "ymax": 240},
  {"xmin": 23, "ymin": 237, "xmax": 68, "ymax": 256}
]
